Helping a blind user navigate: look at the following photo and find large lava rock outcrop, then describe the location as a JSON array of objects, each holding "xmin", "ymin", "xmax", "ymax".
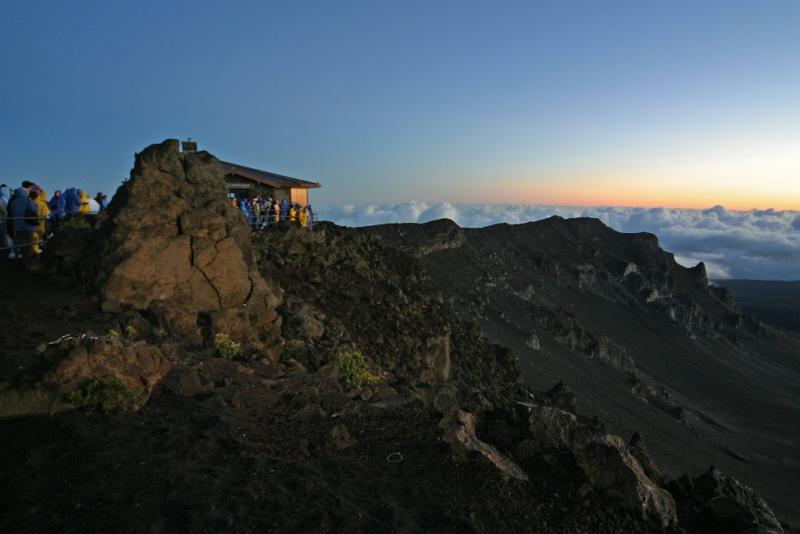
[{"xmin": 97, "ymin": 139, "xmax": 282, "ymax": 351}]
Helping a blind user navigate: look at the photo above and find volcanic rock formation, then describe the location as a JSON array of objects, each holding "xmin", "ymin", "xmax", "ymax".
[
  {"xmin": 97, "ymin": 140, "xmax": 282, "ymax": 353},
  {"xmin": 1, "ymin": 141, "xmax": 796, "ymax": 533}
]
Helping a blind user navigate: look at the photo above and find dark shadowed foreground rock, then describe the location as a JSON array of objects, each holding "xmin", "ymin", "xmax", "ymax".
[
  {"xmin": 0, "ymin": 334, "xmax": 172, "ymax": 417},
  {"xmin": 669, "ymin": 466, "xmax": 785, "ymax": 534},
  {"xmin": 439, "ymin": 408, "xmax": 529, "ymax": 481},
  {"xmin": 97, "ymin": 139, "xmax": 282, "ymax": 352},
  {"xmin": 520, "ymin": 397, "xmax": 678, "ymax": 527}
]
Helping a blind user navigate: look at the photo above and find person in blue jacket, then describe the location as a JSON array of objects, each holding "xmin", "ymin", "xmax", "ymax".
[
  {"xmin": 48, "ymin": 190, "xmax": 66, "ymax": 222},
  {"xmin": 64, "ymin": 187, "xmax": 80, "ymax": 216},
  {"xmin": 7, "ymin": 183, "xmax": 39, "ymax": 258},
  {"xmin": 280, "ymin": 199, "xmax": 289, "ymax": 223},
  {"xmin": 239, "ymin": 198, "xmax": 253, "ymax": 226}
]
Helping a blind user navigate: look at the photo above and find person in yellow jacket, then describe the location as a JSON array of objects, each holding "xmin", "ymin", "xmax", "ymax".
[
  {"xmin": 30, "ymin": 189, "xmax": 49, "ymax": 254},
  {"xmin": 79, "ymin": 190, "xmax": 90, "ymax": 214},
  {"xmin": 34, "ymin": 189, "xmax": 50, "ymax": 235},
  {"xmin": 299, "ymin": 206, "xmax": 309, "ymax": 229},
  {"xmin": 288, "ymin": 204, "xmax": 297, "ymax": 225}
]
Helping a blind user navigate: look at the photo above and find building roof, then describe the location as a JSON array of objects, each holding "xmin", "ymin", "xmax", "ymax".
[{"xmin": 219, "ymin": 160, "xmax": 320, "ymax": 189}]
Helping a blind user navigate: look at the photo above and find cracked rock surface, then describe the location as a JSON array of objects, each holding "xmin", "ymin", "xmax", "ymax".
[{"xmin": 97, "ymin": 139, "xmax": 282, "ymax": 350}]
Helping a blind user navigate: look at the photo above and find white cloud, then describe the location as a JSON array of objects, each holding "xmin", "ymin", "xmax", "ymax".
[{"xmin": 318, "ymin": 202, "xmax": 800, "ymax": 280}]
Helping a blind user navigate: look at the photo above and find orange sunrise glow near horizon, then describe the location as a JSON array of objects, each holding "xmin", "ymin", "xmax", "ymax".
[{"xmin": 452, "ymin": 135, "xmax": 800, "ymax": 211}]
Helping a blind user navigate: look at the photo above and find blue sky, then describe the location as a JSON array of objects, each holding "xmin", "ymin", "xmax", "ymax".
[{"xmin": 1, "ymin": 1, "xmax": 799, "ymax": 209}]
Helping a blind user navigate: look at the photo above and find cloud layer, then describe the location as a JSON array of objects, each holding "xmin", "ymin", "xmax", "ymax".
[{"xmin": 318, "ymin": 202, "xmax": 800, "ymax": 280}]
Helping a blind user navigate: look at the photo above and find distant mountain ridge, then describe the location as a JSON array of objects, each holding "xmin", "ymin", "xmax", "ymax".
[
  {"xmin": 713, "ymin": 279, "xmax": 800, "ymax": 332},
  {"xmin": 360, "ymin": 217, "xmax": 800, "ymax": 527}
]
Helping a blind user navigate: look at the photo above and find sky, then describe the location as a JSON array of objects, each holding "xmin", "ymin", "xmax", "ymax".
[{"xmin": 1, "ymin": 1, "xmax": 799, "ymax": 277}]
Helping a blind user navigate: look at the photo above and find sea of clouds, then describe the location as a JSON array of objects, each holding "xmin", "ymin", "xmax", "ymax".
[{"xmin": 317, "ymin": 202, "xmax": 800, "ymax": 280}]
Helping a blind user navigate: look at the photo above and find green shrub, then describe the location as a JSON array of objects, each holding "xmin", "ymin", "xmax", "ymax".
[
  {"xmin": 66, "ymin": 377, "xmax": 139, "ymax": 414},
  {"xmin": 214, "ymin": 333, "xmax": 242, "ymax": 359},
  {"xmin": 338, "ymin": 350, "xmax": 380, "ymax": 388}
]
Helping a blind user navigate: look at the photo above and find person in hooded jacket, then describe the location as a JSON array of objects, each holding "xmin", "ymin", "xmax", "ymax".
[
  {"xmin": 8, "ymin": 184, "xmax": 38, "ymax": 258},
  {"xmin": 64, "ymin": 188, "xmax": 79, "ymax": 216},
  {"xmin": 299, "ymin": 206, "xmax": 309, "ymax": 229},
  {"xmin": 239, "ymin": 198, "xmax": 252, "ymax": 225},
  {"xmin": 251, "ymin": 196, "xmax": 261, "ymax": 228},
  {"xmin": 306, "ymin": 205, "xmax": 314, "ymax": 230},
  {"xmin": 48, "ymin": 190, "xmax": 66, "ymax": 231},
  {"xmin": 33, "ymin": 189, "xmax": 50, "ymax": 233},
  {"xmin": 63, "ymin": 188, "xmax": 72, "ymax": 216},
  {"xmin": 78, "ymin": 190, "xmax": 90, "ymax": 214},
  {"xmin": 35, "ymin": 189, "xmax": 49, "ymax": 244},
  {"xmin": 288, "ymin": 203, "xmax": 297, "ymax": 225},
  {"xmin": 29, "ymin": 190, "xmax": 48, "ymax": 255},
  {"xmin": 94, "ymin": 192, "xmax": 108, "ymax": 212},
  {"xmin": 280, "ymin": 199, "xmax": 289, "ymax": 223},
  {"xmin": 247, "ymin": 200, "xmax": 255, "ymax": 227}
]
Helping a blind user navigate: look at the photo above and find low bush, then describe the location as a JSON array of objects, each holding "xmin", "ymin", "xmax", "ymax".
[
  {"xmin": 124, "ymin": 325, "xmax": 137, "ymax": 339},
  {"xmin": 214, "ymin": 333, "xmax": 242, "ymax": 359},
  {"xmin": 338, "ymin": 350, "xmax": 380, "ymax": 388},
  {"xmin": 66, "ymin": 376, "xmax": 139, "ymax": 414}
]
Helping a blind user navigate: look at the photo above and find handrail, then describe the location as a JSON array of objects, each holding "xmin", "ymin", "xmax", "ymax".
[{"xmin": 3, "ymin": 216, "xmax": 60, "ymax": 220}]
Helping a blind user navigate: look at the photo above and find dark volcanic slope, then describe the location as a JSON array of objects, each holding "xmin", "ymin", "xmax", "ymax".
[
  {"xmin": 2, "ymin": 142, "xmax": 789, "ymax": 534},
  {"xmin": 363, "ymin": 217, "xmax": 800, "ymax": 527},
  {"xmin": 714, "ymin": 279, "xmax": 800, "ymax": 332}
]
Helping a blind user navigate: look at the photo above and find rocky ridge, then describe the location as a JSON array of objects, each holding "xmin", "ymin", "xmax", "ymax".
[{"xmin": 0, "ymin": 140, "xmax": 792, "ymax": 533}]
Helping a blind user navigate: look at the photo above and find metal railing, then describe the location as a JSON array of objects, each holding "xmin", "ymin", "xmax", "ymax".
[
  {"xmin": 0, "ymin": 211, "xmax": 323, "ymax": 254},
  {"xmin": 0, "ymin": 215, "xmax": 95, "ymax": 252},
  {"xmin": 243, "ymin": 211, "xmax": 320, "ymax": 231}
]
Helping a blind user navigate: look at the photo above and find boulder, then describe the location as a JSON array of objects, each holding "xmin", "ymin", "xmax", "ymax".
[
  {"xmin": 628, "ymin": 431, "xmax": 664, "ymax": 485},
  {"xmin": 521, "ymin": 401, "xmax": 677, "ymax": 527},
  {"xmin": 669, "ymin": 466, "xmax": 785, "ymax": 534},
  {"xmin": 41, "ymin": 334, "xmax": 171, "ymax": 411},
  {"xmin": 524, "ymin": 403, "xmax": 579, "ymax": 450},
  {"xmin": 623, "ymin": 262, "xmax": 640, "ymax": 277},
  {"xmin": 544, "ymin": 381, "xmax": 578, "ymax": 413},
  {"xmin": 439, "ymin": 409, "xmax": 529, "ymax": 481},
  {"xmin": 96, "ymin": 140, "xmax": 282, "ymax": 349},
  {"xmin": 575, "ymin": 434, "xmax": 677, "ymax": 527},
  {"xmin": 283, "ymin": 302, "xmax": 326, "ymax": 339},
  {"xmin": 161, "ymin": 365, "xmax": 212, "ymax": 397}
]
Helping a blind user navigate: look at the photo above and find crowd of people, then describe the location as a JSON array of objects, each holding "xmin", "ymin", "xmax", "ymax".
[
  {"xmin": 232, "ymin": 195, "xmax": 316, "ymax": 230},
  {"xmin": 0, "ymin": 180, "xmax": 109, "ymax": 259},
  {"xmin": 1, "ymin": 181, "xmax": 316, "ymax": 259}
]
